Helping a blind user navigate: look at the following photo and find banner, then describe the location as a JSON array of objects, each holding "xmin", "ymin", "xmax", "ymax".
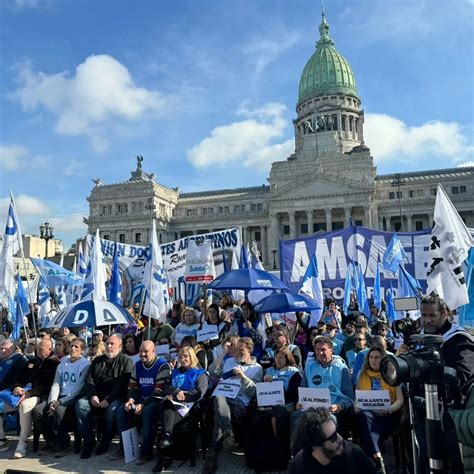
[
  {"xmin": 84, "ymin": 228, "xmax": 241, "ymax": 307},
  {"xmin": 280, "ymin": 226, "xmax": 431, "ymax": 303}
]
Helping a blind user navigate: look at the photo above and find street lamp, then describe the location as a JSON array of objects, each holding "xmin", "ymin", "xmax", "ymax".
[
  {"xmin": 272, "ymin": 247, "xmax": 277, "ymax": 270},
  {"xmin": 39, "ymin": 221, "xmax": 54, "ymax": 259},
  {"xmin": 391, "ymin": 173, "xmax": 406, "ymax": 231}
]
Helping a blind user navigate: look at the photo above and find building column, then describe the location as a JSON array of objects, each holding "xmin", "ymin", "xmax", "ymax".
[
  {"xmin": 406, "ymin": 214, "xmax": 413, "ymax": 232},
  {"xmin": 307, "ymin": 210, "xmax": 314, "ymax": 235},
  {"xmin": 364, "ymin": 206, "xmax": 372, "ymax": 228},
  {"xmin": 325, "ymin": 208, "xmax": 332, "ymax": 231},
  {"xmin": 269, "ymin": 213, "xmax": 280, "ymax": 269},
  {"xmin": 289, "ymin": 211, "xmax": 297, "ymax": 239},
  {"xmin": 344, "ymin": 207, "xmax": 352, "ymax": 227}
]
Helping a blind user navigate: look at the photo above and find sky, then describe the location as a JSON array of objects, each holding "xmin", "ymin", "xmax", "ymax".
[{"xmin": 1, "ymin": 0, "xmax": 473, "ymax": 249}]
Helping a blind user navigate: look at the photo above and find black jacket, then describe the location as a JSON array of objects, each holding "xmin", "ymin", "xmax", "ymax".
[{"xmin": 19, "ymin": 354, "xmax": 59, "ymax": 399}]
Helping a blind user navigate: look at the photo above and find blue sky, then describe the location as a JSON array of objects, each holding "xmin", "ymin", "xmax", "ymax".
[{"xmin": 1, "ymin": 0, "xmax": 473, "ymax": 249}]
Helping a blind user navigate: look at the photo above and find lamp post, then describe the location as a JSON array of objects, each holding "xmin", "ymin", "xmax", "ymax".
[
  {"xmin": 272, "ymin": 247, "xmax": 277, "ymax": 270},
  {"xmin": 39, "ymin": 221, "xmax": 54, "ymax": 259},
  {"xmin": 391, "ymin": 173, "xmax": 406, "ymax": 231}
]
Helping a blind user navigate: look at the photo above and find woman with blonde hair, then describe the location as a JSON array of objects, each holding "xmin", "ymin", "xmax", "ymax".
[{"xmin": 355, "ymin": 346, "xmax": 404, "ymax": 474}]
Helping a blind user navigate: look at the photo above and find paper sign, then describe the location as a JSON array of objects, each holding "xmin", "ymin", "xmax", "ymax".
[
  {"xmin": 298, "ymin": 387, "xmax": 331, "ymax": 410},
  {"xmin": 173, "ymin": 401, "xmax": 194, "ymax": 417},
  {"xmin": 212, "ymin": 378, "xmax": 241, "ymax": 399},
  {"xmin": 122, "ymin": 427, "xmax": 139, "ymax": 464},
  {"xmin": 184, "ymin": 240, "xmax": 215, "ymax": 283},
  {"xmin": 155, "ymin": 344, "xmax": 170, "ymax": 356},
  {"xmin": 355, "ymin": 390, "xmax": 391, "ymax": 412},
  {"xmin": 196, "ymin": 326, "xmax": 219, "ymax": 342},
  {"xmin": 256, "ymin": 381, "xmax": 285, "ymax": 407}
]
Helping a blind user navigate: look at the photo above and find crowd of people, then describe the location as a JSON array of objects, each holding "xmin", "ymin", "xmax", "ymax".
[{"xmin": 0, "ymin": 292, "xmax": 472, "ymax": 473}]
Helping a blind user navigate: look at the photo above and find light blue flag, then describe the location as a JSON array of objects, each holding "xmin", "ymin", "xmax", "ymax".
[
  {"xmin": 31, "ymin": 258, "xmax": 83, "ymax": 287},
  {"xmin": 240, "ymin": 243, "xmax": 250, "ymax": 269},
  {"xmin": 76, "ymin": 242, "xmax": 88, "ymax": 277},
  {"xmin": 37, "ymin": 277, "xmax": 51, "ymax": 328},
  {"xmin": 299, "ymin": 253, "xmax": 324, "ymax": 310},
  {"xmin": 108, "ymin": 249, "xmax": 122, "ymax": 305},
  {"xmin": 12, "ymin": 275, "xmax": 29, "ymax": 341},
  {"xmin": 386, "ymin": 284, "xmax": 396, "ymax": 322},
  {"xmin": 221, "ymin": 249, "xmax": 229, "ymax": 273},
  {"xmin": 373, "ymin": 262, "xmax": 382, "ymax": 309},
  {"xmin": 382, "ymin": 233, "xmax": 407, "ymax": 272},
  {"xmin": 343, "ymin": 262, "xmax": 353, "ymax": 313},
  {"xmin": 398, "ymin": 266, "xmax": 421, "ymax": 297},
  {"xmin": 357, "ymin": 264, "xmax": 370, "ymax": 316},
  {"xmin": 54, "ymin": 255, "xmax": 67, "ymax": 310},
  {"xmin": 459, "ymin": 249, "xmax": 474, "ymax": 327}
]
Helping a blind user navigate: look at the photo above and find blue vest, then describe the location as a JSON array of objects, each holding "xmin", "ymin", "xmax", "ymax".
[
  {"xmin": 0, "ymin": 353, "xmax": 24, "ymax": 386},
  {"xmin": 135, "ymin": 357, "xmax": 168, "ymax": 398},
  {"xmin": 265, "ymin": 366, "xmax": 299, "ymax": 392},
  {"xmin": 304, "ymin": 356, "xmax": 352, "ymax": 406},
  {"xmin": 171, "ymin": 367, "xmax": 205, "ymax": 391},
  {"xmin": 265, "ymin": 343, "xmax": 297, "ymax": 360}
]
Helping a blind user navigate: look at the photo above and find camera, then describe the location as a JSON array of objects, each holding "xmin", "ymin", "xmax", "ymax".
[
  {"xmin": 391, "ymin": 317, "xmax": 418, "ymax": 345},
  {"xmin": 380, "ymin": 334, "xmax": 444, "ymax": 386}
]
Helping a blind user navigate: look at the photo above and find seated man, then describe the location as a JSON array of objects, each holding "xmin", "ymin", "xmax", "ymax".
[
  {"xmin": 75, "ymin": 333, "xmax": 133, "ymax": 458},
  {"xmin": 203, "ymin": 337, "xmax": 263, "ymax": 474},
  {"xmin": 12, "ymin": 336, "xmax": 58, "ymax": 459},
  {"xmin": 0, "ymin": 337, "xmax": 28, "ymax": 452},
  {"xmin": 110, "ymin": 340, "xmax": 171, "ymax": 465},
  {"xmin": 33, "ymin": 337, "xmax": 90, "ymax": 457},
  {"xmin": 292, "ymin": 335, "xmax": 354, "ymax": 446},
  {"xmin": 288, "ymin": 407, "xmax": 376, "ymax": 473}
]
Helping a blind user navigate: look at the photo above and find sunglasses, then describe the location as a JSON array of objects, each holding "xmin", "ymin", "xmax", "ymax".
[
  {"xmin": 322, "ymin": 430, "xmax": 338, "ymax": 444},
  {"xmin": 354, "ymin": 338, "xmax": 366, "ymax": 342}
]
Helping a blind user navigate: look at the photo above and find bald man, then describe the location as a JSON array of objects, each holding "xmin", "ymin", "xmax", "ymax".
[
  {"xmin": 110, "ymin": 340, "xmax": 171, "ymax": 465},
  {"xmin": 75, "ymin": 333, "xmax": 133, "ymax": 459}
]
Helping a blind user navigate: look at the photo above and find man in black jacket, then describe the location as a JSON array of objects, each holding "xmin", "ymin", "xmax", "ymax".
[{"xmin": 75, "ymin": 333, "xmax": 133, "ymax": 459}]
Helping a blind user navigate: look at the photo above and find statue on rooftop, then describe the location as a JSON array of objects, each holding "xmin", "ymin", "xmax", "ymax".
[{"xmin": 136, "ymin": 155, "xmax": 144, "ymax": 170}]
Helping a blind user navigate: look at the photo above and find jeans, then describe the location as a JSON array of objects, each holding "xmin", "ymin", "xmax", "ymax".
[
  {"xmin": 116, "ymin": 400, "xmax": 161, "ymax": 458},
  {"xmin": 210, "ymin": 396, "xmax": 246, "ymax": 452},
  {"xmin": 357, "ymin": 410, "xmax": 395, "ymax": 456},
  {"xmin": 75, "ymin": 397, "xmax": 122, "ymax": 448}
]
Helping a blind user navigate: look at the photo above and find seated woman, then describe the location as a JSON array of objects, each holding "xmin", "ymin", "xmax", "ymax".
[
  {"xmin": 154, "ymin": 346, "xmax": 209, "ymax": 470},
  {"xmin": 181, "ymin": 336, "xmax": 208, "ymax": 370},
  {"xmin": 263, "ymin": 347, "xmax": 302, "ymax": 441},
  {"xmin": 261, "ymin": 325, "xmax": 302, "ymax": 371},
  {"xmin": 122, "ymin": 333, "xmax": 141, "ymax": 364},
  {"xmin": 355, "ymin": 347, "xmax": 404, "ymax": 474},
  {"xmin": 230, "ymin": 301, "xmax": 265, "ymax": 359},
  {"xmin": 171, "ymin": 307, "xmax": 200, "ymax": 348},
  {"xmin": 54, "ymin": 337, "xmax": 69, "ymax": 361}
]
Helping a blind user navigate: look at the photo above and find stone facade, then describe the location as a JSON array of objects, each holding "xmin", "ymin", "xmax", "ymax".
[{"xmin": 84, "ymin": 16, "xmax": 474, "ymax": 269}]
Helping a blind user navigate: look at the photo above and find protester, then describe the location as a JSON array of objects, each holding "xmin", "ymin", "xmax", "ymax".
[
  {"xmin": 230, "ymin": 301, "xmax": 265, "ymax": 359},
  {"xmin": 33, "ymin": 338, "xmax": 90, "ymax": 458},
  {"xmin": 261, "ymin": 325, "xmax": 302, "ymax": 371},
  {"xmin": 355, "ymin": 347, "xmax": 404, "ymax": 474},
  {"xmin": 320, "ymin": 300, "xmax": 341, "ymax": 329},
  {"xmin": 54, "ymin": 337, "xmax": 69, "ymax": 360},
  {"xmin": 110, "ymin": 340, "xmax": 170, "ymax": 464},
  {"xmin": 343, "ymin": 332, "xmax": 368, "ymax": 384},
  {"xmin": 288, "ymin": 407, "xmax": 376, "ymax": 473},
  {"xmin": 122, "ymin": 333, "xmax": 140, "ymax": 364},
  {"xmin": 180, "ymin": 336, "xmax": 208, "ymax": 370},
  {"xmin": 171, "ymin": 307, "xmax": 200, "ymax": 348},
  {"xmin": 75, "ymin": 334, "xmax": 133, "ymax": 458}
]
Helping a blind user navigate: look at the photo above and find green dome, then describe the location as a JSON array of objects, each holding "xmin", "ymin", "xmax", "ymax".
[{"xmin": 298, "ymin": 15, "xmax": 358, "ymax": 103}]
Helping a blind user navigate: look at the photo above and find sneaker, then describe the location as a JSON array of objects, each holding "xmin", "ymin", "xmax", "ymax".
[
  {"xmin": 374, "ymin": 457, "xmax": 386, "ymax": 474},
  {"xmin": 54, "ymin": 446, "xmax": 71, "ymax": 458},
  {"xmin": 159, "ymin": 433, "xmax": 173, "ymax": 449},
  {"xmin": 201, "ymin": 452, "xmax": 218, "ymax": 474},
  {"xmin": 13, "ymin": 441, "xmax": 27, "ymax": 459},
  {"xmin": 222, "ymin": 430, "xmax": 238, "ymax": 452},
  {"xmin": 109, "ymin": 446, "xmax": 124, "ymax": 461},
  {"xmin": 0, "ymin": 439, "xmax": 8, "ymax": 452}
]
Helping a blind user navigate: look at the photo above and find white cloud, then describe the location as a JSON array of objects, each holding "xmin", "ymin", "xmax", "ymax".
[
  {"xmin": 64, "ymin": 159, "xmax": 84, "ymax": 177},
  {"xmin": 0, "ymin": 144, "xmax": 50, "ymax": 171},
  {"xmin": 186, "ymin": 102, "xmax": 293, "ymax": 170},
  {"xmin": 457, "ymin": 161, "xmax": 474, "ymax": 168},
  {"xmin": 12, "ymin": 55, "xmax": 172, "ymax": 151},
  {"xmin": 364, "ymin": 113, "xmax": 473, "ymax": 166},
  {"xmin": 0, "ymin": 194, "xmax": 49, "ymax": 222},
  {"xmin": 12, "ymin": 0, "xmax": 38, "ymax": 8}
]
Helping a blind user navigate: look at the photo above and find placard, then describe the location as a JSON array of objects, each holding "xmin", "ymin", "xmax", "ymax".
[
  {"xmin": 298, "ymin": 387, "xmax": 331, "ymax": 410},
  {"xmin": 212, "ymin": 378, "xmax": 241, "ymax": 399},
  {"xmin": 184, "ymin": 240, "xmax": 215, "ymax": 283},
  {"xmin": 355, "ymin": 390, "xmax": 391, "ymax": 412},
  {"xmin": 256, "ymin": 381, "xmax": 285, "ymax": 407},
  {"xmin": 196, "ymin": 326, "xmax": 219, "ymax": 342},
  {"xmin": 172, "ymin": 401, "xmax": 194, "ymax": 417},
  {"xmin": 122, "ymin": 427, "xmax": 139, "ymax": 463},
  {"xmin": 155, "ymin": 344, "xmax": 170, "ymax": 356}
]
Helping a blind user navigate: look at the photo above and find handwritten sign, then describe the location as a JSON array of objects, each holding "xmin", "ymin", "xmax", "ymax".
[
  {"xmin": 355, "ymin": 390, "xmax": 391, "ymax": 412},
  {"xmin": 155, "ymin": 344, "xmax": 170, "ymax": 356},
  {"xmin": 298, "ymin": 387, "xmax": 331, "ymax": 410},
  {"xmin": 122, "ymin": 427, "xmax": 139, "ymax": 463},
  {"xmin": 212, "ymin": 378, "xmax": 241, "ymax": 399},
  {"xmin": 196, "ymin": 326, "xmax": 219, "ymax": 343},
  {"xmin": 256, "ymin": 381, "xmax": 285, "ymax": 407}
]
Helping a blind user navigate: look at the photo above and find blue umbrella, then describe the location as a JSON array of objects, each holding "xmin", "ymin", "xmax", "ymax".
[
  {"xmin": 208, "ymin": 268, "xmax": 289, "ymax": 292},
  {"xmin": 254, "ymin": 292, "xmax": 321, "ymax": 314},
  {"xmin": 46, "ymin": 299, "xmax": 134, "ymax": 328}
]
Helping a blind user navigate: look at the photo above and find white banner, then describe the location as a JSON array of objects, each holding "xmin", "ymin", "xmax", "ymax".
[
  {"xmin": 256, "ymin": 381, "xmax": 285, "ymax": 407},
  {"xmin": 298, "ymin": 387, "xmax": 331, "ymax": 410},
  {"xmin": 212, "ymin": 378, "xmax": 241, "ymax": 399},
  {"xmin": 355, "ymin": 390, "xmax": 391, "ymax": 412},
  {"xmin": 155, "ymin": 344, "xmax": 170, "ymax": 356},
  {"xmin": 196, "ymin": 325, "xmax": 219, "ymax": 342}
]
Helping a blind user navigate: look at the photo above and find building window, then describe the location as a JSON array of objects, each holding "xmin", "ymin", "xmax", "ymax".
[
  {"xmin": 283, "ymin": 225, "xmax": 290, "ymax": 235},
  {"xmin": 234, "ymin": 205, "xmax": 240, "ymax": 213},
  {"xmin": 452, "ymin": 186, "xmax": 459, "ymax": 194},
  {"xmin": 460, "ymin": 185, "xmax": 466, "ymax": 193},
  {"xmin": 301, "ymin": 223, "xmax": 308, "ymax": 234},
  {"xmin": 119, "ymin": 234, "xmax": 126, "ymax": 243},
  {"xmin": 241, "ymin": 204, "xmax": 246, "ymax": 212},
  {"xmin": 415, "ymin": 221, "xmax": 424, "ymax": 231},
  {"xmin": 314, "ymin": 223, "xmax": 326, "ymax": 232},
  {"xmin": 224, "ymin": 206, "xmax": 229, "ymax": 214},
  {"xmin": 355, "ymin": 220, "xmax": 363, "ymax": 226},
  {"xmin": 251, "ymin": 204, "xmax": 257, "ymax": 211},
  {"xmin": 417, "ymin": 189, "xmax": 424, "ymax": 197},
  {"xmin": 409, "ymin": 190, "xmax": 415, "ymax": 198},
  {"xmin": 186, "ymin": 209, "xmax": 193, "ymax": 217},
  {"xmin": 159, "ymin": 203, "xmax": 166, "ymax": 215},
  {"xmin": 255, "ymin": 231, "xmax": 261, "ymax": 241},
  {"xmin": 431, "ymin": 188, "xmax": 437, "ymax": 196},
  {"xmin": 332, "ymin": 222, "xmax": 344, "ymax": 230},
  {"xmin": 135, "ymin": 233, "xmax": 142, "ymax": 243},
  {"xmin": 202, "ymin": 208, "xmax": 207, "ymax": 216},
  {"xmin": 257, "ymin": 203, "xmax": 263, "ymax": 211},
  {"xmin": 389, "ymin": 192, "xmax": 395, "ymax": 200},
  {"xmin": 218, "ymin": 207, "xmax": 223, "ymax": 214},
  {"xmin": 103, "ymin": 234, "xmax": 110, "ymax": 240}
]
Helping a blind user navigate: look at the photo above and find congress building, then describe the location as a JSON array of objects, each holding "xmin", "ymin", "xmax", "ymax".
[{"xmin": 84, "ymin": 13, "xmax": 474, "ymax": 269}]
